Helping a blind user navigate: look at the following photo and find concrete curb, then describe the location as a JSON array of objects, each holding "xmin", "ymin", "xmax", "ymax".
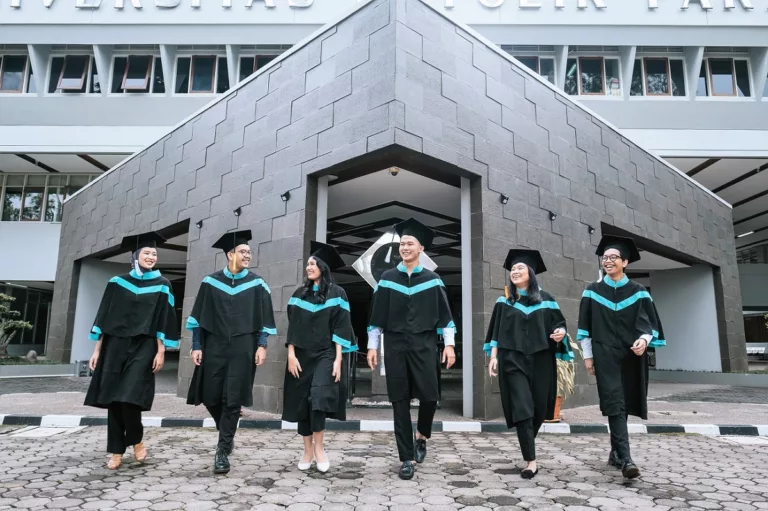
[{"xmin": 1, "ymin": 415, "xmax": 767, "ymax": 436}]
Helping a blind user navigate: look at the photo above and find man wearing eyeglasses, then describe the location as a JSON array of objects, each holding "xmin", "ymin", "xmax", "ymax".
[
  {"xmin": 576, "ymin": 234, "xmax": 666, "ymax": 480},
  {"xmin": 186, "ymin": 229, "xmax": 277, "ymax": 474}
]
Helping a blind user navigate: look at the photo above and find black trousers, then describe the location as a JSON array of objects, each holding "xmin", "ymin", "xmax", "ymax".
[
  {"xmin": 298, "ymin": 410, "xmax": 326, "ymax": 437},
  {"xmin": 107, "ymin": 402, "xmax": 143, "ymax": 454},
  {"xmin": 515, "ymin": 417, "xmax": 542, "ymax": 462},
  {"xmin": 392, "ymin": 399, "xmax": 437, "ymax": 462},
  {"xmin": 609, "ymin": 413, "xmax": 631, "ymax": 462},
  {"xmin": 205, "ymin": 402, "xmax": 240, "ymax": 452}
]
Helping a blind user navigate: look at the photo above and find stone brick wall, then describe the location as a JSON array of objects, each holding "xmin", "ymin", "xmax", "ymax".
[{"xmin": 49, "ymin": 0, "xmax": 745, "ymax": 419}]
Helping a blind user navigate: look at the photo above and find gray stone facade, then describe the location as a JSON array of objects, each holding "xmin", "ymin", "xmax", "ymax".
[{"xmin": 49, "ymin": 0, "xmax": 746, "ymax": 419}]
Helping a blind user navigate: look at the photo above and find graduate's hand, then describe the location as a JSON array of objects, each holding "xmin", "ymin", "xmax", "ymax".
[
  {"xmin": 367, "ymin": 349, "xmax": 378, "ymax": 370},
  {"xmin": 443, "ymin": 346, "xmax": 456, "ymax": 369},
  {"xmin": 288, "ymin": 354, "xmax": 302, "ymax": 378},
  {"xmin": 191, "ymin": 350, "xmax": 203, "ymax": 366},
  {"xmin": 152, "ymin": 350, "xmax": 165, "ymax": 373},
  {"xmin": 88, "ymin": 351, "xmax": 99, "ymax": 371},
  {"xmin": 488, "ymin": 357, "xmax": 498, "ymax": 377},
  {"xmin": 255, "ymin": 347, "xmax": 267, "ymax": 366},
  {"xmin": 631, "ymin": 338, "xmax": 648, "ymax": 356},
  {"xmin": 550, "ymin": 328, "xmax": 566, "ymax": 343},
  {"xmin": 584, "ymin": 358, "xmax": 595, "ymax": 375},
  {"xmin": 332, "ymin": 357, "xmax": 342, "ymax": 383}
]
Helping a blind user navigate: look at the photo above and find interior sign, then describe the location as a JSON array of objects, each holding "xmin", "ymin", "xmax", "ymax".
[{"xmin": 6, "ymin": 0, "xmax": 762, "ymax": 11}]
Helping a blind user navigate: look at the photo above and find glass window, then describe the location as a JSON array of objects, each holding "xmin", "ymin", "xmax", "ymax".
[
  {"xmin": 90, "ymin": 59, "xmax": 100, "ymax": 94},
  {"xmin": 45, "ymin": 180, "xmax": 65, "ymax": 223},
  {"xmin": 112, "ymin": 57, "xmax": 128, "ymax": 93},
  {"xmin": 153, "ymin": 58, "xmax": 165, "ymax": 94},
  {"xmin": 735, "ymin": 60, "xmax": 751, "ymax": 97},
  {"xmin": 605, "ymin": 58, "xmax": 621, "ymax": 96},
  {"xmin": 239, "ymin": 56, "xmax": 255, "ymax": 82},
  {"xmin": 697, "ymin": 62, "xmax": 709, "ymax": 96},
  {"xmin": 765, "ymin": 69, "xmax": 768, "ymax": 98},
  {"xmin": 564, "ymin": 58, "xmax": 578, "ymax": 95},
  {"xmin": 516, "ymin": 56, "xmax": 539, "ymax": 73},
  {"xmin": 539, "ymin": 58, "xmax": 555, "ymax": 84},
  {"xmin": 2, "ymin": 176, "xmax": 24, "ymax": 222},
  {"xmin": 175, "ymin": 57, "xmax": 191, "ymax": 93},
  {"xmin": 256, "ymin": 55, "xmax": 277, "ymax": 70},
  {"xmin": 27, "ymin": 65, "xmax": 35, "ymax": 94},
  {"xmin": 48, "ymin": 57, "xmax": 64, "ymax": 93},
  {"xmin": 216, "ymin": 57, "xmax": 229, "ymax": 94},
  {"xmin": 190, "ymin": 56, "xmax": 215, "ymax": 93},
  {"xmin": 709, "ymin": 58, "xmax": 736, "ymax": 96},
  {"xmin": 579, "ymin": 57, "xmax": 604, "ymax": 94},
  {"xmin": 645, "ymin": 58, "xmax": 669, "ymax": 95},
  {"xmin": 670, "ymin": 60, "xmax": 685, "ymax": 96},
  {"xmin": 22, "ymin": 175, "xmax": 46, "ymax": 221},
  {"xmin": 121, "ymin": 55, "xmax": 152, "ymax": 92},
  {"xmin": 630, "ymin": 59, "xmax": 644, "ymax": 96},
  {"xmin": 67, "ymin": 175, "xmax": 90, "ymax": 197},
  {"xmin": 58, "ymin": 55, "xmax": 89, "ymax": 91},
  {"xmin": 0, "ymin": 55, "xmax": 28, "ymax": 92}
]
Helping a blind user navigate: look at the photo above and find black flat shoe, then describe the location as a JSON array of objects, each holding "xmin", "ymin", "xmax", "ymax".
[
  {"xmin": 398, "ymin": 461, "xmax": 415, "ymax": 480},
  {"xmin": 414, "ymin": 439, "xmax": 427, "ymax": 464},
  {"xmin": 214, "ymin": 447, "xmax": 230, "ymax": 475},
  {"xmin": 608, "ymin": 450, "xmax": 622, "ymax": 469},
  {"xmin": 622, "ymin": 460, "xmax": 640, "ymax": 479},
  {"xmin": 521, "ymin": 468, "xmax": 539, "ymax": 479}
]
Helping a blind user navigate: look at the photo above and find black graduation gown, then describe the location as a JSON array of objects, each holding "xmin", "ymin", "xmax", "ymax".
[
  {"xmin": 577, "ymin": 275, "xmax": 666, "ymax": 419},
  {"xmin": 84, "ymin": 270, "xmax": 179, "ymax": 412},
  {"xmin": 483, "ymin": 291, "xmax": 571, "ymax": 428},
  {"xmin": 281, "ymin": 284, "xmax": 357, "ymax": 423},
  {"xmin": 186, "ymin": 269, "xmax": 277, "ymax": 408},
  {"xmin": 368, "ymin": 264, "xmax": 454, "ymax": 403}
]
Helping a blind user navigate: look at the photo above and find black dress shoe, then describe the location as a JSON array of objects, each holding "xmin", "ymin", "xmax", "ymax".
[
  {"xmin": 414, "ymin": 439, "xmax": 427, "ymax": 464},
  {"xmin": 521, "ymin": 468, "xmax": 539, "ymax": 480},
  {"xmin": 608, "ymin": 450, "xmax": 622, "ymax": 469},
  {"xmin": 398, "ymin": 461, "xmax": 415, "ymax": 480},
  {"xmin": 622, "ymin": 460, "xmax": 640, "ymax": 479},
  {"xmin": 214, "ymin": 447, "xmax": 230, "ymax": 474}
]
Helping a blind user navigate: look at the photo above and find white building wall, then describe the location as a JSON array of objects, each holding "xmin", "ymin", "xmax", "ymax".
[
  {"xmin": 0, "ymin": 223, "xmax": 61, "ymax": 282},
  {"xmin": 70, "ymin": 259, "xmax": 124, "ymax": 364},
  {"xmin": 650, "ymin": 265, "xmax": 722, "ymax": 372}
]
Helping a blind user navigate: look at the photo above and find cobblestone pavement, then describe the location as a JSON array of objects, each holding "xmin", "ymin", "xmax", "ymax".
[
  {"xmin": 1, "ymin": 426, "xmax": 768, "ymax": 510},
  {"xmin": 657, "ymin": 386, "xmax": 768, "ymax": 405}
]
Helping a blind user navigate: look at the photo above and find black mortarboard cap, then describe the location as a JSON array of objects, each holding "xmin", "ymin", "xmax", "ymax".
[
  {"xmin": 503, "ymin": 249, "xmax": 547, "ymax": 274},
  {"xmin": 596, "ymin": 235, "xmax": 641, "ymax": 263},
  {"xmin": 394, "ymin": 218, "xmax": 435, "ymax": 250},
  {"xmin": 121, "ymin": 231, "xmax": 166, "ymax": 252},
  {"xmin": 212, "ymin": 229, "xmax": 252, "ymax": 254},
  {"xmin": 310, "ymin": 241, "xmax": 346, "ymax": 272}
]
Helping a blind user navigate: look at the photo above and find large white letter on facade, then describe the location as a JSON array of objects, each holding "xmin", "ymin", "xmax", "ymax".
[
  {"xmin": 155, "ymin": 0, "xmax": 179, "ymax": 7},
  {"xmin": 681, "ymin": 0, "xmax": 713, "ymax": 9},
  {"xmin": 478, "ymin": 0, "xmax": 505, "ymax": 7},
  {"xmin": 576, "ymin": 0, "xmax": 607, "ymax": 8},
  {"xmin": 724, "ymin": 0, "xmax": 753, "ymax": 8},
  {"xmin": 245, "ymin": 0, "xmax": 275, "ymax": 7},
  {"xmin": 445, "ymin": 0, "xmax": 454, "ymax": 6},
  {"xmin": 113, "ymin": 0, "xmax": 141, "ymax": 8},
  {"xmin": 519, "ymin": 0, "xmax": 542, "ymax": 7},
  {"xmin": 288, "ymin": 0, "xmax": 313, "ymax": 6},
  {"xmin": 76, "ymin": 0, "xmax": 103, "ymax": 8}
]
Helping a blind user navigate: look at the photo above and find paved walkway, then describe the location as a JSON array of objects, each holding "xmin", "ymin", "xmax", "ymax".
[{"xmin": 1, "ymin": 425, "xmax": 768, "ymax": 510}]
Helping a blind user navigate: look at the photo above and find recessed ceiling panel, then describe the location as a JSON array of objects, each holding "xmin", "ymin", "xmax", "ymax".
[
  {"xmin": 0, "ymin": 154, "xmax": 44, "ymax": 173},
  {"xmin": 663, "ymin": 158, "xmax": 707, "ymax": 174},
  {"xmin": 693, "ymin": 158, "xmax": 768, "ymax": 192}
]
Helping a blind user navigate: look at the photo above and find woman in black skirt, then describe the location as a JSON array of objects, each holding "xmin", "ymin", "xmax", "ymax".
[
  {"xmin": 282, "ymin": 241, "xmax": 357, "ymax": 473},
  {"xmin": 84, "ymin": 232, "xmax": 179, "ymax": 470},
  {"xmin": 484, "ymin": 249, "xmax": 572, "ymax": 479}
]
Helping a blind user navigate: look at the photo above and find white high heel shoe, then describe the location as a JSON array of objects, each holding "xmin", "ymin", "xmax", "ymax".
[
  {"xmin": 315, "ymin": 450, "xmax": 330, "ymax": 473},
  {"xmin": 298, "ymin": 456, "xmax": 313, "ymax": 471}
]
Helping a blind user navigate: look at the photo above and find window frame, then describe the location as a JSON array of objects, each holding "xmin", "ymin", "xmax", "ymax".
[
  {"xmin": 110, "ymin": 54, "xmax": 162, "ymax": 95},
  {"xmin": 175, "ymin": 54, "xmax": 224, "ymax": 95},
  {"xmin": 57, "ymin": 55, "xmax": 90, "ymax": 91},
  {"xmin": 701, "ymin": 56, "xmax": 752, "ymax": 98},
  {"xmin": 509, "ymin": 54, "xmax": 556, "ymax": 85},
  {"xmin": 121, "ymin": 55, "xmax": 153, "ymax": 91},
  {"xmin": 0, "ymin": 174, "xmax": 97, "ymax": 223},
  {"xmin": 643, "ymin": 57, "xmax": 672, "ymax": 97},
  {"xmin": 237, "ymin": 53, "xmax": 281, "ymax": 83},
  {"xmin": 20, "ymin": 176, "xmax": 47, "ymax": 223},
  {"xmin": 47, "ymin": 53, "xmax": 97, "ymax": 95},
  {"xmin": 578, "ymin": 56, "xmax": 607, "ymax": 96},
  {"xmin": 0, "ymin": 54, "xmax": 30, "ymax": 94}
]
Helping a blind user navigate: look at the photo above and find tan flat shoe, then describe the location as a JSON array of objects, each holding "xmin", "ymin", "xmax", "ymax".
[
  {"xmin": 134, "ymin": 443, "xmax": 147, "ymax": 463},
  {"xmin": 107, "ymin": 454, "xmax": 123, "ymax": 470}
]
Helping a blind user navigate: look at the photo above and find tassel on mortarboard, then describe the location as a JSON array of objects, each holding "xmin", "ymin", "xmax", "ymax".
[{"xmin": 597, "ymin": 256, "xmax": 603, "ymax": 283}]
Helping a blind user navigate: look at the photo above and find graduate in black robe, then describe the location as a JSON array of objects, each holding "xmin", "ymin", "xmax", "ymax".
[
  {"xmin": 577, "ymin": 235, "xmax": 666, "ymax": 480},
  {"xmin": 282, "ymin": 241, "xmax": 357, "ymax": 473},
  {"xmin": 366, "ymin": 218, "xmax": 456, "ymax": 480},
  {"xmin": 484, "ymin": 250, "xmax": 571, "ymax": 479},
  {"xmin": 84, "ymin": 231, "xmax": 179, "ymax": 470},
  {"xmin": 186, "ymin": 229, "xmax": 277, "ymax": 475}
]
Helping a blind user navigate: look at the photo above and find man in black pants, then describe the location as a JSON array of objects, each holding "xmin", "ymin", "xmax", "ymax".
[{"xmin": 366, "ymin": 218, "xmax": 456, "ymax": 480}]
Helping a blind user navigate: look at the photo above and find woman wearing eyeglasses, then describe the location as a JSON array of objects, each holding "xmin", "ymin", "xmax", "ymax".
[
  {"xmin": 282, "ymin": 241, "xmax": 357, "ymax": 473},
  {"xmin": 84, "ymin": 232, "xmax": 179, "ymax": 470},
  {"xmin": 484, "ymin": 249, "xmax": 572, "ymax": 480}
]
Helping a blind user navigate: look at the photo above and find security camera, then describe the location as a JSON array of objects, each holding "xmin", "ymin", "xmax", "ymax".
[{"xmin": 389, "ymin": 167, "xmax": 400, "ymax": 177}]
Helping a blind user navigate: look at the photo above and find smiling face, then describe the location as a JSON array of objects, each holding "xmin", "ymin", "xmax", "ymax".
[
  {"xmin": 227, "ymin": 243, "xmax": 252, "ymax": 272},
  {"xmin": 509, "ymin": 262, "xmax": 530, "ymax": 289},
  {"xmin": 306, "ymin": 257, "xmax": 322, "ymax": 282},
  {"xmin": 601, "ymin": 248, "xmax": 628, "ymax": 277},
  {"xmin": 399, "ymin": 235, "xmax": 423, "ymax": 265},
  {"xmin": 137, "ymin": 248, "xmax": 158, "ymax": 270}
]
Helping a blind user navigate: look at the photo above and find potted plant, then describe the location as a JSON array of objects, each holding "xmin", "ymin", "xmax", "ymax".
[{"xmin": 546, "ymin": 334, "xmax": 583, "ymax": 423}]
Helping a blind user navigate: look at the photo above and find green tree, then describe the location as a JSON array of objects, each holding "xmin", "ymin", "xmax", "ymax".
[{"xmin": 0, "ymin": 293, "xmax": 32, "ymax": 356}]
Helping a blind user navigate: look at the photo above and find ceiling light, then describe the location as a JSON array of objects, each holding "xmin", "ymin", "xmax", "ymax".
[{"xmin": 737, "ymin": 231, "xmax": 754, "ymax": 238}]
